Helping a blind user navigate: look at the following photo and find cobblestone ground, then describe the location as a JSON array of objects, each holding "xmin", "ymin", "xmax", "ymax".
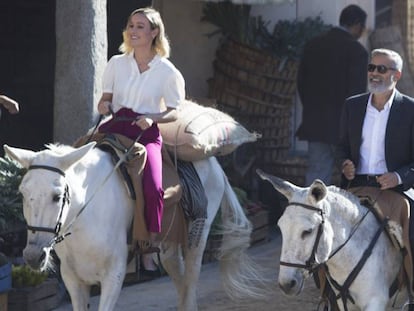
[{"xmin": 53, "ymin": 229, "xmax": 407, "ymax": 311}]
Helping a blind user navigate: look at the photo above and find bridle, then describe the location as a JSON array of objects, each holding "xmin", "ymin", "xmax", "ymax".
[
  {"xmin": 25, "ymin": 165, "xmax": 71, "ymax": 246},
  {"xmin": 24, "ymin": 134, "xmax": 139, "ymax": 248},
  {"xmin": 279, "ymin": 202, "xmax": 325, "ymax": 273},
  {"xmin": 23, "ymin": 113, "xmax": 146, "ymax": 248},
  {"xmin": 280, "ymin": 200, "xmax": 388, "ymax": 311}
]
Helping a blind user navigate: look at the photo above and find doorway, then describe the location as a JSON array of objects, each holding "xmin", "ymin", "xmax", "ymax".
[{"xmin": 0, "ymin": 0, "xmax": 55, "ymax": 155}]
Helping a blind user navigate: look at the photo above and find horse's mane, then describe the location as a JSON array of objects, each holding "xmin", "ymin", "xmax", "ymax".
[
  {"xmin": 326, "ymin": 185, "xmax": 362, "ymax": 208},
  {"xmin": 44, "ymin": 143, "xmax": 76, "ymax": 155}
]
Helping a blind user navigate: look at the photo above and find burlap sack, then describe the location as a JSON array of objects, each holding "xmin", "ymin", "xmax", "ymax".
[{"xmin": 158, "ymin": 100, "xmax": 259, "ymax": 161}]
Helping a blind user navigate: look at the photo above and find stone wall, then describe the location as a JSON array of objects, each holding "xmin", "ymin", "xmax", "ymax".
[{"xmin": 54, "ymin": 0, "xmax": 107, "ymax": 144}]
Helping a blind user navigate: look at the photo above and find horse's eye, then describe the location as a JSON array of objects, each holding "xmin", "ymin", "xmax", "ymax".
[
  {"xmin": 301, "ymin": 229, "xmax": 313, "ymax": 239},
  {"xmin": 52, "ymin": 194, "xmax": 61, "ymax": 202}
]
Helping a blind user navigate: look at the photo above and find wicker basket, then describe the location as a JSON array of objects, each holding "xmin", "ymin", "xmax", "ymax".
[
  {"xmin": 265, "ymin": 156, "xmax": 308, "ymax": 187},
  {"xmin": 209, "ymin": 39, "xmax": 298, "ymax": 168}
]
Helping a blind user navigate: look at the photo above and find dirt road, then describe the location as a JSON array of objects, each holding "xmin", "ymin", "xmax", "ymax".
[
  {"xmin": 53, "ymin": 229, "xmax": 407, "ymax": 310},
  {"xmin": 53, "ymin": 230, "xmax": 323, "ymax": 311}
]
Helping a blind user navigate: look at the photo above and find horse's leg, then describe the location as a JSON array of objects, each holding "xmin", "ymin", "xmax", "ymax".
[
  {"xmin": 97, "ymin": 258, "xmax": 127, "ymax": 311},
  {"xmin": 178, "ymin": 223, "xmax": 212, "ymax": 311},
  {"xmin": 361, "ymin": 300, "xmax": 388, "ymax": 311},
  {"xmin": 60, "ymin": 266, "xmax": 91, "ymax": 311},
  {"xmin": 159, "ymin": 243, "xmax": 186, "ymax": 299},
  {"xmin": 170, "ymin": 157, "xmax": 222, "ymax": 311}
]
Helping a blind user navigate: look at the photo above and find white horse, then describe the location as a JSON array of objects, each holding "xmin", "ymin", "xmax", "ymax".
[
  {"xmin": 3, "ymin": 142, "xmax": 267, "ymax": 311},
  {"xmin": 256, "ymin": 169, "xmax": 408, "ymax": 311}
]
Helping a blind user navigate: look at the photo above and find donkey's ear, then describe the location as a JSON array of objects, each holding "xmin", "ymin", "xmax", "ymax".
[
  {"xmin": 256, "ymin": 169, "xmax": 302, "ymax": 201},
  {"xmin": 309, "ymin": 179, "xmax": 327, "ymax": 203}
]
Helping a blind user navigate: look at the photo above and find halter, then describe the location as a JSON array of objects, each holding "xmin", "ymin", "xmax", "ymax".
[
  {"xmin": 280, "ymin": 200, "xmax": 388, "ymax": 311},
  {"xmin": 26, "ymin": 165, "xmax": 71, "ymax": 246},
  {"xmin": 279, "ymin": 202, "xmax": 325, "ymax": 273},
  {"xmin": 25, "ymin": 136, "xmax": 138, "ymax": 248}
]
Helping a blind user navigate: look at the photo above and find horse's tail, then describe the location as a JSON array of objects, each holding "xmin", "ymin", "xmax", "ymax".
[{"xmin": 217, "ymin": 172, "xmax": 272, "ymax": 300}]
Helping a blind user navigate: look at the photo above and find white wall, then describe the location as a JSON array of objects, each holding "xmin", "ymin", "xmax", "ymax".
[
  {"xmin": 154, "ymin": 0, "xmax": 221, "ymax": 99},
  {"xmin": 252, "ymin": 0, "xmax": 375, "ymax": 31}
]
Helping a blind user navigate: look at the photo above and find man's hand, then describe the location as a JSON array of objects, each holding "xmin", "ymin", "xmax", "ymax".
[
  {"xmin": 0, "ymin": 95, "xmax": 19, "ymax": 114},
  {"xmin": 376, "ymin": 172, "xmax": 399, "ymax": 190}
]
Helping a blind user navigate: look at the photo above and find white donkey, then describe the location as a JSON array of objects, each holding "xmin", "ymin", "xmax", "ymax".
[
  {"xmin": 257, "ymin": 169, "xmax": 409, "ymax": 311},
  {"xmin": 3, "ymin": 142, "xmax": 267, "ymax": 311}
]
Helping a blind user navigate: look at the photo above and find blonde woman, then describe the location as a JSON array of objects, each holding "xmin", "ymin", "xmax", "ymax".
[{"xmin": 97, "ymin": 7, "xmax": 185, "ymax": 275}]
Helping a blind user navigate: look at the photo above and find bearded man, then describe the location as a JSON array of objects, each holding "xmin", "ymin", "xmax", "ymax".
[{"xmin": 338, "ymin": 48, "xmax": 414, "ymax": 305}]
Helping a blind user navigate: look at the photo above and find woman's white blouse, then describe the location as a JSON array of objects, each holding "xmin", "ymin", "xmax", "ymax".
[{"xmin": 102, "ymin": 53, "xmax": 185, "ymax": 114}]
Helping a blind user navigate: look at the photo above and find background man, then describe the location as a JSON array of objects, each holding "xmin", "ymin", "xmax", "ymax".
[
  {"xmin": 296, "ymin": 4, "xmax": 368, "ymax": 186},
  {"xmin": 339, "ymin": 48, "xmax": 414, "ymax": 306}
]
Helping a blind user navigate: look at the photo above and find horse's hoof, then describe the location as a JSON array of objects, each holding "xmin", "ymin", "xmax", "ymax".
[{"xmin": 140, "ymin": 268, "xmax": 161, "ymax": 279}]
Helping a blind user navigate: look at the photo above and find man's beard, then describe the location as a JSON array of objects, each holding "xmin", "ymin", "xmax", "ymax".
[{"xmin": 368, "ymin": 78, "xmax": 394, "ymax": 94}]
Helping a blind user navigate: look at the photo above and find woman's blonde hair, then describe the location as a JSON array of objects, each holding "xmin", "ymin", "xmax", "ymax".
[{"xmin": 119, "ymin": 7, "xmax": 170, "ymax": 58}]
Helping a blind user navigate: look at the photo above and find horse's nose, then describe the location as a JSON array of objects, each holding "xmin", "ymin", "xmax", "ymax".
[
  {"xmin": 279, "ymin": 279, "xmax": 297, "ymax": 294},
  {"xmin": 23, "ymin": 245, "xmax": 45, "ymax": 270}
]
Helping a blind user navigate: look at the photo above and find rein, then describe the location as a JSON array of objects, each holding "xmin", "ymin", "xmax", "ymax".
[
  {"xmin": 326, "ymin": 218, "xmax": 388, "ymax": 311},
  {"xmin": 27, "ymin": 114, "xmax": 146, "ymax": 249}
]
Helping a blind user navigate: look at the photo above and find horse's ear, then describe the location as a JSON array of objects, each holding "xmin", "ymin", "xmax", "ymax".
[
  {"xmin": 3, "ymin": 144, "xmax": 37, "ymax": 169},
  {"xmin": 57, "ymin": 142, "xmax": 97, "ymax": 171},
  {"xmin": 256, "ymin": 169, "xmax": 300, "ymax": 200},
  {"xmin": 309, "ymin": 179, "xmax": 327, "ymax": 202}
]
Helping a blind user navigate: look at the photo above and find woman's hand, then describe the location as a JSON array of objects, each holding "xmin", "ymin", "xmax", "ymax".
[
  {"xmin": 98, "ymin": 101, "xmax": 112, "ymax": 115},
  {"xmin": 132, "ymin": 117, "xmax": 153, "ymax": 130}
]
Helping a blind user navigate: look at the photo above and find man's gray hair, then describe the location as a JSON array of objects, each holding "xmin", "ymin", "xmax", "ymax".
[{"xmin": 371, "ymin": 48, "xmax": 403, "ymax": 71}]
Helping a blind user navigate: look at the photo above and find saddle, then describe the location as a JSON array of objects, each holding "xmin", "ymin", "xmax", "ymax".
[
  {"xmin": 316, "ymin": 186, "xmax": 413, "ymax": 311},
  {"xmin": 73, "ymin": 132, "xmax": 207, "ymax": 250},
  {"xmin": 348, "ymin": 187, "xmax": 413, "ymax": 294}
]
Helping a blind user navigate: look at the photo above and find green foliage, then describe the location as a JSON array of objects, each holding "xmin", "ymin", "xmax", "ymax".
[
  {"xmin": 202, "ymin": 2, "xmax": 266, "ymax": 47},
  {"xmin": 261, "ymin": 17, "xmax": 332, "ymax": 59},
  {"xmin": 12, "ymin": 265, "xmax": 48, "ymax": 288},
  {"xmin": 201, "ymin": 1, "xmax": 332, "ymax": 59},
  {"xmin": 0, "ymin": 156, "xmax": 26, "ymax": 232}
]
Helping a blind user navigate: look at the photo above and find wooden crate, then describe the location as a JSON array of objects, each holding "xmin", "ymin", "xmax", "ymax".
[
  {"xmin": 248, "ymin": 209, "xmax": 270, "ymax": 245},
  {"xmin": 202, "ymin": 208, "xmax": 270, "ymax": 263},
  {"xmin": 8, "ymin": 278, "xmax": 60, "ymax": 311}
]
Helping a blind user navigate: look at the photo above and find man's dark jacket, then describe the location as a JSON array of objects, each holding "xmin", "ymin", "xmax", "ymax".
[
  {"xmin": 296, "ymin": 27, "xmax": 368, "ymax": 144},
  {"xmin": 337, "ymin": 90, "xmax": 414, "ymax": 191}
]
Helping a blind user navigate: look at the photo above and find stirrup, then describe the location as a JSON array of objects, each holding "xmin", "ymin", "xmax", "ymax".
[
  {"xmin": 136, "ymin": 245, "xmax": 160, "ymax": 254},
  {"xmin": 136, "ymin": 250, "xmax": 162, "ymax": 280},
  {"xmin": 402, "ymin": 300, "xmax": 414, "ymax": 311}
]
